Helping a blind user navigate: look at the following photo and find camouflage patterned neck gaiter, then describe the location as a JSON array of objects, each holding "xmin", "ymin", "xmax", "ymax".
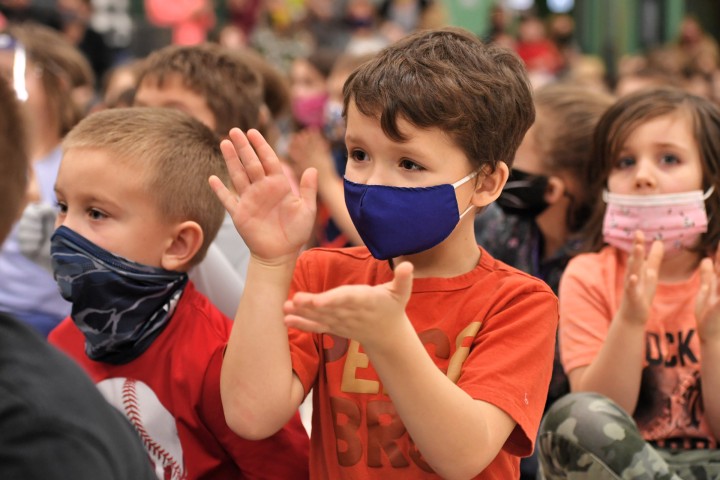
[{"xmin": 50, "ymin": 226, "xmax": 188, "ymax": 364}]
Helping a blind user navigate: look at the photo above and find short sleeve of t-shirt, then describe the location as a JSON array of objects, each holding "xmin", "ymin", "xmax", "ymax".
[{"xmin": 558, "ymin": 249, "xmax": 621, "ymax": 375}]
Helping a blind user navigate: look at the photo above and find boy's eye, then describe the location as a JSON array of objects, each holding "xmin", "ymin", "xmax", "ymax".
[
  {"xmin": 660, "ymin": 154, "xmax": 680, "ymax": 165},
  {"xmin": 399, "ymin": 159, "xmax": 423, "ymax": 171},
  {"xmin": 88, "ymin": 208, "xmax": 107, "ymax": 220},
  {"xmin": 55, "ymin": 201, "xmax": 67, "ymax": 214},
  {"xmin": 349, "ymin": 149, "xmax": 368, "ymax": 162}
]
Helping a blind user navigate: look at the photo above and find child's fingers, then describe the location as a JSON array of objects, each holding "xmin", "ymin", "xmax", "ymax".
[
  {"xmin": 220, "ymin": 139, "xmax": 250, "ymax": 193},
  {"xmin": 208, "ymin": 175, "xmax": 239, "ymax": 214},
  {"xmin": 228, "ymin": 128, "xmax": 266, "ymax": 183},
  {"xmin": 626, "ymin": 232, "xmax": 644, "ymax": 279},
  {"xmin": 646, "ymin": 239, "xmax": 664, "ymax": 272},
  {"xmin": 284, "ymin": 315, "xmax": 329, "ymax": 334},
  {"xmin": 298, "ymin": 167, "xmax": 318, "ymax": 208},
  {"xmin": 696, "ymin": 257, "xmax": 714, "ymax": 317},
  {"xmin": 246, "ymin": 129, "xmax": 284, "ymax": 176}
]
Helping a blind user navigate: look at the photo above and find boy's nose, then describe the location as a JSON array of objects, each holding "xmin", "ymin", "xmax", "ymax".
[{"xmin": 364, "ymin": 165, "xmax": 394, "ymax": 186}]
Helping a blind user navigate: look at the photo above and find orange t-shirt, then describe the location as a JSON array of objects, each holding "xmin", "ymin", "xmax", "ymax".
[
  {"xmin": 560, "ymin": 246, "xmax": 716, "ymax": 449},
  {"xmin": 288, "ymin": 246, "xmax": 558, "ymax": 479}
]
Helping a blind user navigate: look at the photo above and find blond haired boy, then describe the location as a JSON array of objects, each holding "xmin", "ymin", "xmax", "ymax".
[{"xmin": 48, "ymin": 107, "xmax": 309, "ymax": 479}]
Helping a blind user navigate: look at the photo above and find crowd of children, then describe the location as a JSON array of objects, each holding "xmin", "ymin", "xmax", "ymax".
[{"xmin": 2, "ymin": 3, "xmax": 720, "ymax": 480}]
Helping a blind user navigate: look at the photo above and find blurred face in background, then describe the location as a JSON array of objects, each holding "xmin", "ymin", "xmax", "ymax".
[{"xmin": 289, "ymin": 58, "xmax": 328, "ymax": 128}]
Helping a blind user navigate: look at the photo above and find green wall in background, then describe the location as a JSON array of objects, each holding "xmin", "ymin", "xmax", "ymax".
[{"xmin": 443, "ymin": 0, "xmax": 495, "ymax": 37}]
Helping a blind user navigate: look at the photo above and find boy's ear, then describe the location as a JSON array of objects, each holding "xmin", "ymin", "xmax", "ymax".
[
  {"xmin": 471, "ymin": 161, "xmax": 509, "ymax": 207},
  {"xmin": 161, "ymin": 221, "xmax": 204, "ymax": 272}
]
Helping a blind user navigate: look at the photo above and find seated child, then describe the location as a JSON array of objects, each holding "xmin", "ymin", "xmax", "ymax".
[
  {"xmin": 539, "ymin": 87, "xmax": 720, "ymax": 479},
  {"xmin": 213, "ymin": 27, "xmax": 559, "ymax": 479},
  {"xmin": 48, "ymin": 107, "xmax": 309, "ymax": 479}
]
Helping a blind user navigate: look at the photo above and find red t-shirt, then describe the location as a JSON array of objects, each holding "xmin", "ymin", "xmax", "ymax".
[
  {"xmin": 288, "ymin": 247, "xmax": 558, "ymax": 479},
  {"xmin": 50, "ymin": 282, "xmax": 309, "ymax": 479}
]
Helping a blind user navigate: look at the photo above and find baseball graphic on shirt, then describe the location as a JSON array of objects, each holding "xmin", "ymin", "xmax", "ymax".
[{"xmin": 97, "ymin": 377, "xmax": 186, "ymax": 479}]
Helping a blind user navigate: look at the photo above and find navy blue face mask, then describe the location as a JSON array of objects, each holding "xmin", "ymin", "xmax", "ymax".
[
  {"xmin": 344, "ymin": 172, "xmax": 477, "ymax": 260},
  {"xmin": 50, "ymin": 226, "xmax": 188, "ymax": 364}
]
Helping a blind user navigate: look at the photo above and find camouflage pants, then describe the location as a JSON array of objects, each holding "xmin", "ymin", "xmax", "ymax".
[{"xmin": 537, "ymin": 393, "xmax": 720, "ymax": 480}]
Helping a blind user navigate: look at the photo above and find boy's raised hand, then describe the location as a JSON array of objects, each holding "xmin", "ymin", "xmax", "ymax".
[
  {"xmin": 696, "ymin": 245, "xmax": 720, "ymax": 343},
  {"xmin": 209, "ymin": 128, "xmax": 318, "ymax": 263},
  {"xmin": 618, "ymin": 231, "xmax": 664, "ymax": 326},
  {"xmin": 283, "ymin": 261, "xmax": 415, "ymax": 349}
]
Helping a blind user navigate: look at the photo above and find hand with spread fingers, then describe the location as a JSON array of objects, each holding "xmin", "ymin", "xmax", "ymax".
[
  {"xmin": 617, "ymin": 230, "xmax": 664, "ymax": 326},
  {"xmin": 209, "ymin": 128, "xmax": 318, "ymax": 264},
  {"xmin": 283, "ymin": 261, "xmax": 415, "ymax": 349},
  {"xmin": 696, "ymin": 245, "xmax": 720, "ymax": 343}
]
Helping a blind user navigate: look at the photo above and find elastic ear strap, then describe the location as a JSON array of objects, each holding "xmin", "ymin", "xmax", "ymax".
[
  {"xmin": 459, "ymin": 204, "xmax": 475, "ymax": 219},
  {"xmin": 452, "ymin": 170, "xmax": 479, "ymax": 188}
]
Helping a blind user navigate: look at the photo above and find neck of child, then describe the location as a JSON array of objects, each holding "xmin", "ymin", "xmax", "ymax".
[
  {"xmin": 395, "ymin": 226, "xmax": 480, "ymax": 278},
  {"xmin": 657, "ymin": 248, "xmax": 702, "ymax": 283},
  {"xmin": 536, "ymin": 207, "xmax": 569, "ymax": 260}
]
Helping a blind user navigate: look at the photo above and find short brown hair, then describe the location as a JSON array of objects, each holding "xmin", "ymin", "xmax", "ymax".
[
  {"xmin": 6, "ymin": 22, "xmax": 94, "ymax": 137},
  {"xmin": 343, "ymin": 26, "xmax": 534, "ymax": 171},
  {"xmin": 0, "ymin": 78, "xmax": 28, "ymax": 243},
  {"xmin": 62, "ymin": 107, "xmax": 228, "ymax": 266},
  {"xmin": 582, "ymin": 87, "xmax": 720, "ymax": 253},
  {"xmin": 136, "ymin": 43, "xmax": 263, "ymax": 136}
]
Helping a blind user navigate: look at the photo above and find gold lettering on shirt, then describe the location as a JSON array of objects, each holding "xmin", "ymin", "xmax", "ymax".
[
  {"xmin": 341, "ymin": 340, "xmax": 380, "ymax": 394},
  {"xmin": 446, "ymin": 322, "xmax": 482, "ymax": 383}
]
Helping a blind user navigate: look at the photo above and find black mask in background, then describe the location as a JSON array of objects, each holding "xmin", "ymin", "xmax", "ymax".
[{"xmin": 496, "ymin": 168, "xmax": 550, "ymax": 217}]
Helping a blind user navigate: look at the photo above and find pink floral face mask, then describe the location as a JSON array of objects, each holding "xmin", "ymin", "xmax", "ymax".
[{"xmin": 602, "ymin": 187, "xmax": 714, "ymax": 253}]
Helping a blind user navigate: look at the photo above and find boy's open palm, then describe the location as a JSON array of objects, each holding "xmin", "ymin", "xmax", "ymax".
[
  {"xmin": 283, "ymin": 262, "xmax": 415, "ymax": 349},
  {"xmin": 696, "ymin": 245, "xmax": 720, "ymax": 342},
  {"xmin": 618, "ymin": 231, "xmax": 664, "ymax": 326},
  {"xmin": 209, "ymin": 128, "xmax": 317, "ymax": 263}
]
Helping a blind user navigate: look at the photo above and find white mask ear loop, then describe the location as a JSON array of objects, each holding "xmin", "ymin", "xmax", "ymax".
[
  {"xmin": 452, "ymin": 170, "xmax": 479, "ymax": 188},
  {"xmin": 454, "ymin": 170, "xmax": 480, "ymax": 219},
  {"xmin": 704, "ymin": 185, "xmax": 715, "ymax": 200}
]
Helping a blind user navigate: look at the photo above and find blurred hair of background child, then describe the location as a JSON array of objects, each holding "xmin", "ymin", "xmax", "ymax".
[
  {"xmin": 48, "ymin": 107, "xmax": 309, "ymax": 479},
  {"xmin": 539, "ymin": 87, "xmax": 720, "ymax": 479}
]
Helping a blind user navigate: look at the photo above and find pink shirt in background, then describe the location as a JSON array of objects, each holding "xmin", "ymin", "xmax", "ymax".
[{"xmin": 145, "ymin": 0, "xmax": 215, "ymax": 45}]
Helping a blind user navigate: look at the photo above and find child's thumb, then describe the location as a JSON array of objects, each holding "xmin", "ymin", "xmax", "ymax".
[
  {"xmin": 299, "ymin": 167, "xmax": 318, "ymax": 207},
  {"xmin": 392, "ymin": 261, "xmax": 414, "ymax": 302}
]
